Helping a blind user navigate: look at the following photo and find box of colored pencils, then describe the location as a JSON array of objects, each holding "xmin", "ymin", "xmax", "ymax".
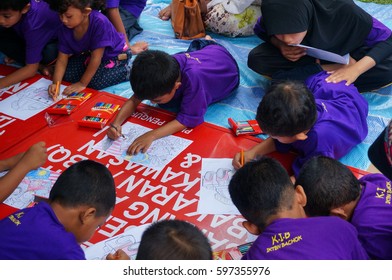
[
  {"xmin": 228, "ymin": 118, "xmax": 263, "ymax": 136},
  {"xmin": 78, "ymin": 102, "xmax": 120, "ymax": 129},
  {"xmin": 213, "ymin": 242, "xmax": 253, "ymax": 260},
  {"xmin": 47, "ymin": 92, "xmax": 92, "ymax": 115}
]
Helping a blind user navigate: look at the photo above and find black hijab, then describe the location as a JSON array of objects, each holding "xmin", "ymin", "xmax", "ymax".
[{"xmin": 261, "ymin": 0, "xmax": 373, "ymax": 55}]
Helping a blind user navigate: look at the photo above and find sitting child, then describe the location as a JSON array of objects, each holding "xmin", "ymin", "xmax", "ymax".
[
  {"xmin": 107, "ymin": 37, "xmax": 239, "ymax": 155},
  {"xmin": 295, "ymin": 155, "xmax": 392, "ymax": 260},
  {"xmin": 228, "ymin": 156, "xmax": 368, "ymax": 260},
  {"xmin": 0, "ymin": 159, "xmax": 116, "ymax": 259},
  {"xmin": 233, "ymin": 72, "xmax": 368, "ymax": 177},
  {"xmin": 0, "ymin": 142, "xmax": 47, "ymax": 203},
  {"xmin": 0, "ymin": 0, "xmax": 61, "ymax": 89},
  {"xmin": 107, "ymin": 219, "xmax": 213, "ymax": 260},
  {"xmin": 46, "ymin": 0, "xmax": 147, "ymax": 97}
]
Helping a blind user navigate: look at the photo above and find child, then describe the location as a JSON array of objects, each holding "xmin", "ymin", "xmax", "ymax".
[
  {"xmin": 0, "ymin": 159, "xmax": 116, "ymax": 260},
  {"xmin": 0, "ymin": 142, "xmax": 47, "ymax": 203},
  {"xmin": 104, "ymin": 0, "xmax": 147, "ymax": 47},
  {"xmin": 233, "ymin": 71, "xmax": 368, "ymax": 177},
  {"xmin": 108, "ymin": 37, "xmax": 239, "ymax": 155},
  {"xmin": 46, "ymin": 0, "xmax": 143, "ymax": 97},
  {"xmin": 368, "ymin": 119, "xmax": 392, "ymax": 181},
  {"xmin": 107, "ymin": 219, "xmax": 213, "ymax": 260},
  {"xmin": 228, "ymin": 156, "xmax": 369, "ymax": 260},
  {"xmin": 249, "ymin": 0, "xmax": 392, "ymax": 92},
  {"xmin": 0, "ymin": 0, "xmax": 61, "ymax": 89},
  {"xmin": 295, "ymin": 155, "xmax": 392, "ymax": 260}
]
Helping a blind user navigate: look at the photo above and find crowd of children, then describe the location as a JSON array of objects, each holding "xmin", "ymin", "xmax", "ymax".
[{"xmin": 1, "ymin": 0, "xmax": 392, "ymax": 260}]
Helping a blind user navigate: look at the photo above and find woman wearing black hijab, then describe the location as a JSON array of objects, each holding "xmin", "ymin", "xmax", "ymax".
[{"xmin": 249, "ymin": 0, "xmax": 392, "ymax": 92}]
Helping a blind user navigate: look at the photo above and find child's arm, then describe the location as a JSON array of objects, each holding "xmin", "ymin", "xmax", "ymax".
[
  {"xmin": 107, "ymin": 96, "xmax": 142, "ymax": 140},
  {"xmin": 48, "ymin": 52, "xmax": 69, "ymax": 99},
  {"xmin": 127, "ymin": 119, "xmax": 186, "ymax": 155},
  {"xmin": 0, "ymin": 63, "xmax": 40, "ymax": 90},
  {"xmin": 232, "ymin": 137, "xmax": 276, "ymax": 169},
  {"xmin": 105, "ymin": 7, "xmax": 131, "ymax": 48},
  {"xmin": 62, "ymin": 47, "xmax": 105, "ymax": 95},
  {"xmin": 0, "ymin": 142, "xmax": 47, "ymax": 203}
]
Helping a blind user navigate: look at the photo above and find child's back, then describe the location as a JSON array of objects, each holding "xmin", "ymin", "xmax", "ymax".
[{"xmin": 243, "ymin": 216, "xmax": 368, "ymax": 260}]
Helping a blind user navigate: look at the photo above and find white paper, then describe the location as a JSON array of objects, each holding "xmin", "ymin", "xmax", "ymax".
[
  {"xmin": 197, "ymin": 158, "xmax": 240, "ymax": 215},
  {"xmin": 1, "ymin": 168, "xmax": 60, "ymax": 209},
  {"xmin": 94, "ymin": 122, "xmax": 193, "ymax": 171},
  {"xmin": 83, "ymin": 223, "xmax": 151, "ymax": 260},
  {"xmin": 0, "ymin": 77, "xmax": 66, "ymax": 120},
  {"xmin": 291, "ymin": 44, "xmax": 349, "ymax": 64}
]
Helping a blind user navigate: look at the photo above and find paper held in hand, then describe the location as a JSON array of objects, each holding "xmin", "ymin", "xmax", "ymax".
[{"xmin": 290, "ymin": 44, "xmax": 350, "ymax": 64}]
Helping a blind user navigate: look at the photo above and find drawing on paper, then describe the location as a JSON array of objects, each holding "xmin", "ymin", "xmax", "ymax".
[
  {"xmin": 1, "ymin": 168, "xmax": 60, "ymax": 209},
  {"xmin": 197, "ymin": 158, "xmax": 240, "ymax": 215},
  {"xmin": 0, "ymin": 77, "xmax": 65, "ymax": 120},
  {"xmin": 84, "ymin": 223, "xmax": 151, "ymax": 260},
  {"xmin": 94, "ymin": 122, "xmax": 193, "ymax": 170}
]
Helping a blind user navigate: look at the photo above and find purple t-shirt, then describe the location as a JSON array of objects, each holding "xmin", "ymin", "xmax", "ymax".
[
  {"xmin": 160, "ymin": 45, "xmax": 239, "ymax": 128},
  {"xmin": 58, "ymin": 10, "xmax": 125, "ymax": 60},
  {"xmin": 12, "ymin": 0, "xmax": 61, "ymax": 64},
  {"xmin": 352, "ymin": 174, "xmax": 392, "ymax": 259},
  {"xmin": 106, "ymin": 0, "xmax": 147, "ymax": 18},
  {"xmin": 242, "ymin": 217, "xmax": 368, "ymax": 260},
  {"xmin": 274, "ymin": 72, "xmax": 368, "ymax": 176},
  {"xmin": 0, "ymin": 202, "xmax": 85, "ymax": 260}
]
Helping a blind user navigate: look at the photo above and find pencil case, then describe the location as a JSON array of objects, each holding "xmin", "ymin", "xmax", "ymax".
[
  {"xmin": 78, "ymin": 102, "xmax": 120, "ymax": 129},
  {"xmin": 228, "ymin": 118, "xmax": 263, "ymax": 136},
  {"xmin": 46, "ymin": 92, "xmax": 92, "ymax": 115}
]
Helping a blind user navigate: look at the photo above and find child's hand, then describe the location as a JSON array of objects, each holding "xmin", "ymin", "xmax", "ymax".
[
  {"xmin": 106, "ymin": 249, "xmax": 130, "ymax": 260},
  {"xmin": 107, "ymin": 123, "xmax": 122, "ymax": 140},
  {"xmin": 48, "ymin": 84, "xmax": 58, "ymax": 100},
  {"xmin": 232, "ymin": 150, "xmax": 253, "ymax": 170},
  {"xmin": 127, "ymin": 131, "xmax": 156, "ymax": 155},
  {"xmin": 278, "ymin": 44, "xmax": 306, "ymax": 62},
  {"xmin": 21, "ymin": 142, "xmax": 47, "ymax": 170},
  {"xmin": 63, "ymin": 82, "xmax": 86, "ymax": 95},
  {"xmin": 130, "ymin": 41, "xmax": 149, "ymax": 55},
  {"xmin": 325, "ymin": 64, "xmax": 360, "ymax": 86}
]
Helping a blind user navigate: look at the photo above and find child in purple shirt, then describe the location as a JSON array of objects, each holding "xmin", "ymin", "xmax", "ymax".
[
  {"xmin": 249, "ymin": 0, "xmax": 392, "ymax": 92},
  {"xmin": 0, "ymin": 160, "xmax": 116, "ymax": 260},
  {"xmin": 228, "ymin": 156, "xmax": 368, "ymax": 260},
  {"xmin": 104, "ymin": 0, "xmax": 147, "ymax": 47},
  {"xmin": 108, "ymin": 36, "xmax": 239, "ymax": 155},
  {"xmin": 296, "ymin": 156, "xmax": 392, "ymax": 260},
  {"xmin": 233, "ymin": 71, "xmax": 368, "ymax": 177},
  {"xmin": 0, "ymin": 0, "xmax": 61, "ymax": 90},
  {"xmin": 46, "ymin": 0, "xmax": 139, "ymax": 96}
]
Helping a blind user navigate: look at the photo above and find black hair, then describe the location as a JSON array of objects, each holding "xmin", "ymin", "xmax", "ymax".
[
  {"xmin": 0, "ymin": 0, "xmax": 29, "ymax": 11},
  {"xmin": 256, "ymin": 80, "xmax": 317, "ymax": 136},
  {"xmin": 295, "ymin": 156, "xmax": 361, "ymax": 216},
  {"xmin": 45, "ymin": 0, "xmax": 105, "ymax": 14},
  {"xmin": 136, "ymin": 220, "xmax": 212, "ymax": 260},
  {"xmin": 49, "ymin": 160, "xmax": 116, "ymax": 217},
  {"xmin": 228, "ymin": 156, "xmax": 294, "ymax": 231},
  {"xmin": 130, "ymin": 50, "xmax": 180, "ymax": 100}
]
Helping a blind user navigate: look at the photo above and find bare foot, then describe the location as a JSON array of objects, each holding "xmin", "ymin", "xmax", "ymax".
[
  {"xmin": 130, "ymin": 41, "xmax": 149, "ymax": 55},
  {"xmin": 158, "ymin": 5, "xmax": 171, "ymax": 21},
  {"xmin": 38, "ymin": 64, "xmax": 55, "ymax": 77},
  {"xmin": 4, "ymin": 57, "xmax": 15, "ymax": 65}
]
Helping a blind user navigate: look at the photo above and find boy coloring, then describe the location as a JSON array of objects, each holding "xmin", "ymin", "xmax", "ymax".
[
  {"xmin": 0, "ymin": 0, "xmax": 61, "ymax": 89},
  {"xmin": 46, "ymin": 0, "xmax": 145, "ymax": 97},
  {"xmin": 296, "ymin": 156, "xmax": 392, "ymax": 260},
  {"xmin": 0, "ymin": 160, "xmax": 116, "ymax": 260},
  {"xmin": 108, "ymin": 37, "xmax": 239, "ymax": 155},
  {"xmin": 233, "ymin": 72, "xmax": 368, "ymax": 177},
  {"xmin": 228, "ymin": 156, "xmax": 368, "ymax": 260}
]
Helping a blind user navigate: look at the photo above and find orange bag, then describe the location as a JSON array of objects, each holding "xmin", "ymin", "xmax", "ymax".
[{"xmin": 171, "ymin": 0, "xmax": 207, "ymax": 40}]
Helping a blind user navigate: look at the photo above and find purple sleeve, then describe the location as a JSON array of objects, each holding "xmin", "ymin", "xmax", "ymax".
[
  {"xmin": 105, "ymin": 0, "xmax": 120, "ymax": 8},
  {"xmin": 176, "ymin": 75, "xmax": 208, "ymax": 128},
  {"xmin": 363, "ymin": 17, "xmax": 392, "ymax": 64}
]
